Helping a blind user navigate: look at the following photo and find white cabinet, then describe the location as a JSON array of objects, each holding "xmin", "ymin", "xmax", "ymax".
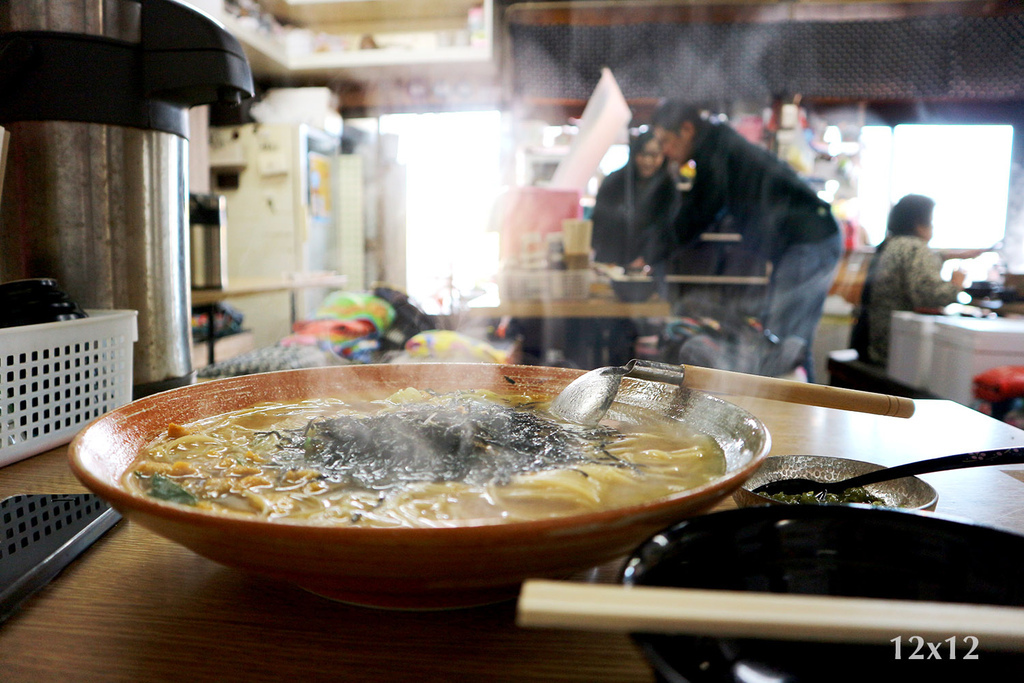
[
  {"xmin": 209, "ymin": 123, "xmax": 341, "ymax": 346},
  {"xmin": 929, "ymin": 317, "xmax": 1024, "ymax": 406},
  {"xmin": 886, "ymin": 312, "xmax": 940, "ymax": 390}
]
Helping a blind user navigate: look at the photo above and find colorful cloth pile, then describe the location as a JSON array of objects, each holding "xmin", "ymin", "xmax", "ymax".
[
  {"xmin": 403, "ymin": 330, "xmax": 511, "ymax": 364},
  {"xmin": 286, "ymin": 291, "xmax": 396, "ymax": 363}
]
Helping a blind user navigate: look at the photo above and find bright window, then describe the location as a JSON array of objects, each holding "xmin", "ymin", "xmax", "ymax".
[
  {"xmin": 859, "ymin": 124, "xmax": 1014, "ymax": 250},
  {"xmin": 380, "ymin": 111, "xmax": 503, "ymax": 314}
]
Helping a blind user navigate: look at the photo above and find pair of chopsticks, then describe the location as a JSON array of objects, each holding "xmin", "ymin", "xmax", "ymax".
[
  {"xmin": 516, "ymin": 580, "xmax": 1024, "ymax": 651},
  {"xmin": 0, "ymin": 125, "xmax": 10, "ymax": 206},
  {"xmin": 680, "ymin": 364, "xmax": 916, "ymax": 419}
]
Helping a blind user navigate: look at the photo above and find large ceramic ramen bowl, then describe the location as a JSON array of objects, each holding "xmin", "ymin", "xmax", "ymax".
[{"xmin": 69, "ymin": 363, "xmax": 770, "ymax": 609}]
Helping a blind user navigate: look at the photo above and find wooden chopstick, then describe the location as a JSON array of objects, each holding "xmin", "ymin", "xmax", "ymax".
[
  {"xmin": 0, "ymin": 126, "xmax": 10, "ymax": 206},
  {"xmin": 681, "ymin": 364, "xmax": 916, "ymax": 418},
  {"xmin": 516, "ymin": 580, "xmax": 1024, "ymax": 651}
]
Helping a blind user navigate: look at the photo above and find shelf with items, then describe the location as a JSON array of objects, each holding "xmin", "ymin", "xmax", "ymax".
[
  {"xmin": 257, "ymin": 0, "xmax": 487, "ymax": 29},
  {"xmin": 219, "ymin": 0, "xmax": 495, "ymax": 82},
  {"xmin": 515, "ymin": 144, "xmax": 571, "ymax": 187}
]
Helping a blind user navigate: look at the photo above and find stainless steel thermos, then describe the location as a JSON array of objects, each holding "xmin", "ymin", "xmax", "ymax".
[{"xmin": 0, "ymin": 0, "xmax": 253, "ymax": 396}]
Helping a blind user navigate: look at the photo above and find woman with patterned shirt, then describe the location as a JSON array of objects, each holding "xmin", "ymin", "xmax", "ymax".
[{"xmin": 857, "ymin": 194, "xmax": 966, "ymax": 365}]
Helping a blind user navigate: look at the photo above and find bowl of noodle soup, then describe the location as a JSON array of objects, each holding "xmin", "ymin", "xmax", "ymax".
[{"xmin": 69, "ymin": 363, "xmax": 770, "ymax": 609}]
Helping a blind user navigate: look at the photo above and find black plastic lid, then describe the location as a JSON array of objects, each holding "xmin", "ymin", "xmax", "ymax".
[
  {"xmin": 0, "ymin": 0, "xmax": 253, "ymax": 138},
  {"xmin": 0, "ymin": 278, "xmax": 88, "ymax": 329}
]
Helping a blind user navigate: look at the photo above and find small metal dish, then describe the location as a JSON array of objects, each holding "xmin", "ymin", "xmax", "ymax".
[{"xmin": 732, "ymin": 454, "xmax": 938, "ymax": 510}]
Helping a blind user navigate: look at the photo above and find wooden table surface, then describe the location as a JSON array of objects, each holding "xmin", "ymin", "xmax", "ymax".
[
  {"xmin": 2, "ymin": 397, "xmax": 1024, "ymax": 682},
  {"xmin": 464, "ymin": 297, "xmax": 672, "ymax": 319},
  {"xmin": 190, "ymin": 274, "xmax": 349, "ymax": 307}
]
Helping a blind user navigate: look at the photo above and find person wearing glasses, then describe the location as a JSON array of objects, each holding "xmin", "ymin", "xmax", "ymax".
[
  {"xmin": 588, "ymin": 130, "xmax": 676, "ymax": 366},
  {"xmin": 591, "ymin": 130, "xmax": 676, "ymax": 270}
]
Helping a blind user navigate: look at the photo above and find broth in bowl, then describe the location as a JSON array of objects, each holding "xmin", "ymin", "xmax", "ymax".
[{"xmin": 125, "ymin": 388, "xmax": 726, "ymax": 527}]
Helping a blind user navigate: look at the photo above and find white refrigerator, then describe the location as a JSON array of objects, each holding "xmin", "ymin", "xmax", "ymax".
[{"xmin": 208, "ymin": 122, "xmax": 340, "ymax": 346}]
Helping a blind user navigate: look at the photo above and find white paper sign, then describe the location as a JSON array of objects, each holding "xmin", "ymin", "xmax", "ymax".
[{"xmin": 549, "ymin": 68, "xmax": 632, "ymax": 192}]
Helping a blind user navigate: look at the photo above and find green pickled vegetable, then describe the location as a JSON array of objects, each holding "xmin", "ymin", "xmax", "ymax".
[
  {"xmin": 763, "ymin": 486, "xmax": 885, "ymax": 506},
  {"xmin": 146, "ymin": 473, "xmax": 198, "ymax": 506}
]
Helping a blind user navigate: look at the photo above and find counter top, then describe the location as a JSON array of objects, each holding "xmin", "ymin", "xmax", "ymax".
[
  {"xmin": 190, "ymin": 274, "xmax": 348, "ymax": 306},
  {"xmin": 464, "ymin": 297, "xmax": 672, "ymax": 319},
  {"xmin": 2, "ymin": 396, "xmax": 1023, "ymax": 681}
]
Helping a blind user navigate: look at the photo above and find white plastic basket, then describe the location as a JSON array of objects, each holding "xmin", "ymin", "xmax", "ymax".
[
  {"xmin": 500, "ymin": 269, "xmax": 592, "ymax": 301},
  {"xmin": 547, "ymin": 270, "xmax": 591, "ymax": 300},
  {"xmin": 499, "ymin": 269, "xmax": 548, "ymax": 301},
  {"xmin": 1, "ymin": 310, "xmax": 137, "ymax": 467}
]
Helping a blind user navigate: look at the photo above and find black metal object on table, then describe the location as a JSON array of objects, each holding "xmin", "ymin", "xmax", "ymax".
[{"xmin": 0, "ymin": 494, "xmax": 121, "ymax": 623}]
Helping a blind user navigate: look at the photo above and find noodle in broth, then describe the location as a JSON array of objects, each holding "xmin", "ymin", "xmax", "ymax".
[{"xmin": 124, "ymin": 388, "xmax": 725, "ymax": 527}]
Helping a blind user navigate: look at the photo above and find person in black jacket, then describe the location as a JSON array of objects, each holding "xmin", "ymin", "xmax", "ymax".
[
  {"xmin": 651, "ymin": 100, "xmax": 842, "ymax": 381},
  {"xmin": 584, "ymin": 131, "xmax": 676, "ymax": 367},
  {"xmin": 591, "ymin": 130, "xmax": 676, "ymax": 269}
]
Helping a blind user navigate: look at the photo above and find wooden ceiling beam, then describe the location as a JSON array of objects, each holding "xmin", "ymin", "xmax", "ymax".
[{"xmin": 505, "ymin": 0, "xmax": 1022, "ymax": 27}]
